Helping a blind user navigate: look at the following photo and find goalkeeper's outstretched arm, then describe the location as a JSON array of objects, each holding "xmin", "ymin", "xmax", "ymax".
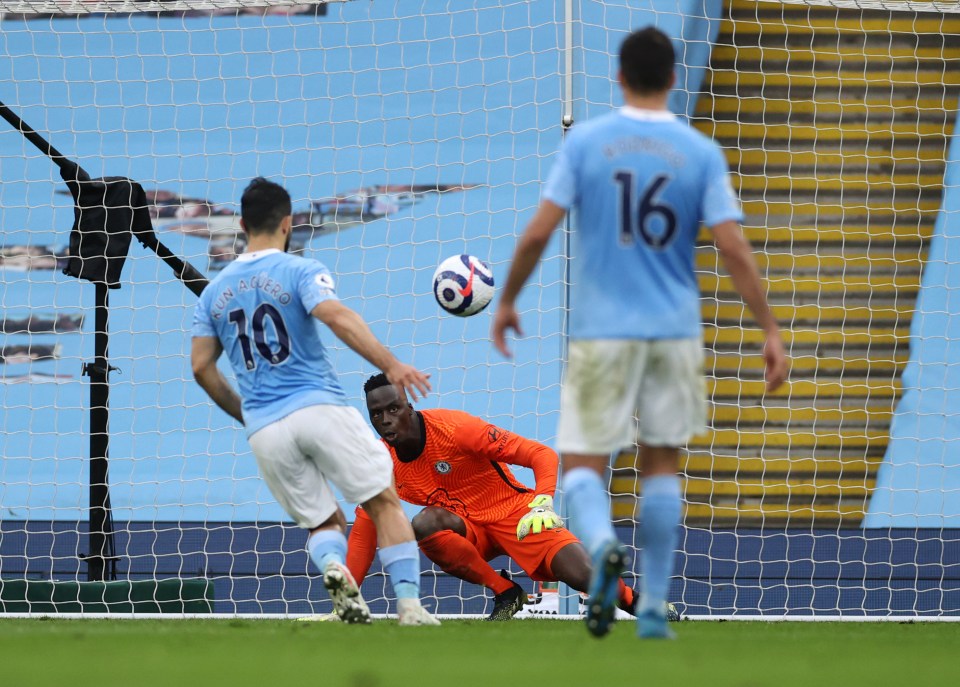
[
  {"xmin": 486, "ymin": 427, "xmax": 559, "ymax": 497},
  {"xmin": 508, "ymin": 435, "xmax": 563, "ymax": 539},
  {"xmin": 463, "ymin": 420, "xmax": 564, "ymax": 540}
]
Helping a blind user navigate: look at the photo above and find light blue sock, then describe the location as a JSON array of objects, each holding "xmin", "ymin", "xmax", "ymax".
[
  {"xmin": 562, "ymin": 467, "xmax": 617, "ymax": 558},
  {"xmin": 379, "ymin": 540, "xmax": 420, "ymax": 600},
  {"xmin": 307, "ymin": 529, "xmax": 347, "ymax": 574},
  {"xmin": 638, "ymin": 475, "xmax": 681, "ymax": 616}
]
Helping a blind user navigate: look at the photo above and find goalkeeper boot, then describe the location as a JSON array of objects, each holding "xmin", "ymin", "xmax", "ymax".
[
  {"xmin": 627, "ymin": 593, "xmax": 682, "ymax": 623},
  {"xmin": 485, "ymin": 570, "xmax": 527, "ymax": 621},
  {"xmin": 666, "ymin": 602, "xmax": 682, "ymax": 622},
  {"xmin": 585, "ymin": 541, "xmax": 630, "ymax": 638},
  {"xmin": 637, "ymin": 609, "xmax": 677, "ymax": 640},
  {"xmin": 397, "ymin": 598, "xmax": 442, "ymax": 626},
  {"xmin": 322, "ymin": 561, "xmax": 371, "ymax": 625}
]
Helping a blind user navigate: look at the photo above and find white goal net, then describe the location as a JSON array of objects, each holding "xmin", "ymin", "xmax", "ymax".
[{"xmin": 0, "ymin": 0, "xmax": 957, "ymax": 617}]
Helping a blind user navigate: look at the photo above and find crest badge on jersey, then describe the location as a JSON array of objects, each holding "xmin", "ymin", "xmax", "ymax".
[{"xmin": 434, "ymin": 461, "xmax": 452, "ymax": 474}]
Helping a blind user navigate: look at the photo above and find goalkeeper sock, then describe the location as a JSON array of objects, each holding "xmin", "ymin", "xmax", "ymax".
[
  {"xmin": 379, "ymin": 540, "xmax": 421, "ymax": 600},
  {"xmin": 562, "ymin": 467, "xmax": 617, "ymax": 558},
  {"xmin": 306, "ymin": 529, "xmax": 348, "ymax": 573},
  {"xmin": 617, "ymin": 581, "xmax": 636, "ymax": 612},
  {"xmin": 419, "ymin": 531, "xmax": 514, "ymax": 594},
  {"xmin": 638, "ymin": 475, "xmax": 681, "ymax": 616}
]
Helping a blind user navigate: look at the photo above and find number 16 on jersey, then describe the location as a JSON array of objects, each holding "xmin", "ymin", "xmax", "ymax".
[{"xmin": 614, "ymin": 171, "xmax": 677, "ymax": 250}]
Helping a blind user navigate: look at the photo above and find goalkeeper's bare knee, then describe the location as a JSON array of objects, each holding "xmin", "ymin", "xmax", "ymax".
[{"xmin": 412, "ymin": 507, "xmax": 467, "ymax": 541}]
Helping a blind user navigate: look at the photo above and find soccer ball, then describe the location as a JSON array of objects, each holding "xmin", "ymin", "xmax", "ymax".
[{"xmin": 432, "ymin": 254, "xmax": 495, "ymax": 317}]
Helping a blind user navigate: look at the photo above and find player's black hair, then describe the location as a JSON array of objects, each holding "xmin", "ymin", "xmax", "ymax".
[
  {"xmin": 240, "ymin": 177, "xmax": 292, "ymax": 235},
  {"xmin": 619, "ymin": 26, "xmax": 675, "ymax": 95},
  {"xmin": 363, "ymin": 372, "xmax": 393, "ymax": 396}
]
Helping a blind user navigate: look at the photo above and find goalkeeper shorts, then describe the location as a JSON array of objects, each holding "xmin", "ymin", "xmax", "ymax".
[{"xmin": 466, "ymin": 506, "xmax": 580, "ymax": 582}]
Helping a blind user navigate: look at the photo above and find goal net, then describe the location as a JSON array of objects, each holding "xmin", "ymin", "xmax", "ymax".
[{"xmin": 0, "ymin": 0, "xmax": 957, "ymax": 617}]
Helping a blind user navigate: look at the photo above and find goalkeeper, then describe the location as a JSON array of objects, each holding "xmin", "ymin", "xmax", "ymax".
[{"xmin": 346, "ymin": 373, "xmax": 652, "ymax": 621}]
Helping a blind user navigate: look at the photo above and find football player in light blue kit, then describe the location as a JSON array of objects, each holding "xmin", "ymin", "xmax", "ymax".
[
  {"xmin": 191, "ymin": 178, "xmax": 439, "ymax": 626},
  {"xmin": 493, "ymin": 27, "xmax": 788, "ymax": 639}
]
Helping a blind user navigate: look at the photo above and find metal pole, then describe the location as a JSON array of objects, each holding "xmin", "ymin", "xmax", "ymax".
[
  {"xmin": 557, "ymin": 0, "xmax": 579, "ymax": 619},
  {"xmin": 84, "ymin": 282, "xmax": 116, "ymax": 581},
  {"xmin": 561, "ymin": 0, "xmax": 575, "ymax": 131},
  {"xmin": 0, "ymin": 100, "xmax": 201, "ymax": 583},
  {"xmin": 0, "ymin": 100, "xmax": 89, "ymax": 182}
]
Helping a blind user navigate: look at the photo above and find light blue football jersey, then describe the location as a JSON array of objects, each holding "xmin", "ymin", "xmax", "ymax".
[
  {"xmin": 543, "ymin": 106, "xmax": 743, "ymax": 339},
  {"xmin": 192, "ymin": 248, "xmax": 348, "ymax": 436}
]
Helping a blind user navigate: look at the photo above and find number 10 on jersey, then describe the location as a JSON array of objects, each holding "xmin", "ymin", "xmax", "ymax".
[{"xmin": 228, "ymin": 304, "xmax": 291, "ymax": 369}]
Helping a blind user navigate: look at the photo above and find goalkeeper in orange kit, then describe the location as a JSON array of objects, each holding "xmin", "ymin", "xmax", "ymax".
[{"xmin": 345, "ymin": 373, "xmax": 670, "ymax": 621}]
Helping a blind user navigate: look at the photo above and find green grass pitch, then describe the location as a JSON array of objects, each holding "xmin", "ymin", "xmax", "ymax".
[{"xmin": 1, "ymin": 618, "xmax": 956, "ymax": 687}]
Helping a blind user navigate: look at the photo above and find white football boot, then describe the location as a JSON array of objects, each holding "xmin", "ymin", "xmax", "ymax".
[
  {"xmin": 397, "ymin": 598, "xmax": 441, "ymax": 626},
  {"xmin": 322, "ymin": 561, "xmax": 371, "ymax": 625}
]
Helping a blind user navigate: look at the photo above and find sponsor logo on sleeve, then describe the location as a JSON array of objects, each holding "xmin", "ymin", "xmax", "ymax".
[
  {"xmin": 314, "ymin": 272, "xmax": 335, "ymax": 292},
  {"xmin": 484, "ymin": 425, "xmax": 510, "ymax": 455}
]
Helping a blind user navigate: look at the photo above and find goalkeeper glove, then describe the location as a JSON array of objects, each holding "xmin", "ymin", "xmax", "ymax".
[{"xmin": 516, "ymin": 494, "xmax": 563, "ymax": 541}]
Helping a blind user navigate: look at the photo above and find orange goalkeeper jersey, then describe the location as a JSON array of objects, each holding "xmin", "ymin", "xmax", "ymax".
[
  {"xmin": 347, "ymin": 408, "xmax": 560, "ymax": 583},
  {"xmin": 383, "ymin": 408, "xmax": 558, "ymax": 524}
]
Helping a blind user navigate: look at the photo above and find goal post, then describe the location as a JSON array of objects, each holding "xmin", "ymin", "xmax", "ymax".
[{"xmin": 1, "ymin": 0, "xmax": 958, "ymax": 617}]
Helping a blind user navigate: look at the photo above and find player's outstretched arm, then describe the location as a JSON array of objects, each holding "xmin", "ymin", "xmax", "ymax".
[
  {"xmin": 493, "ymin": 200, "xmax": 566, "ymax": 357},
  {"xmin": 191, "ymin": 336, "xmax": 244, "ymax": 423},
  {"xmin": 712, "ymin": 220, "xmax": 789, "ymax": 392},
  {"xmin": 311, "ymin": 300, "xmax": 431, "ymax": 401}
]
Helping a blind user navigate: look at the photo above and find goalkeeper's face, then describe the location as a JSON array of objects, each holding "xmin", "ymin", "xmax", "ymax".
[{"xmin": 366, "ymin": 384, "xmax": 416, "ymax": 447}]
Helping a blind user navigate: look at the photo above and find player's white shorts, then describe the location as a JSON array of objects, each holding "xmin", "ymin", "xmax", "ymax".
[
  {"xmin": 557, "ymin": 338, "xmax": 707, "ymax": 454},
  {"xmin": 247, "ymin": 404, "xmax": 393, "ymax": 529}
]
